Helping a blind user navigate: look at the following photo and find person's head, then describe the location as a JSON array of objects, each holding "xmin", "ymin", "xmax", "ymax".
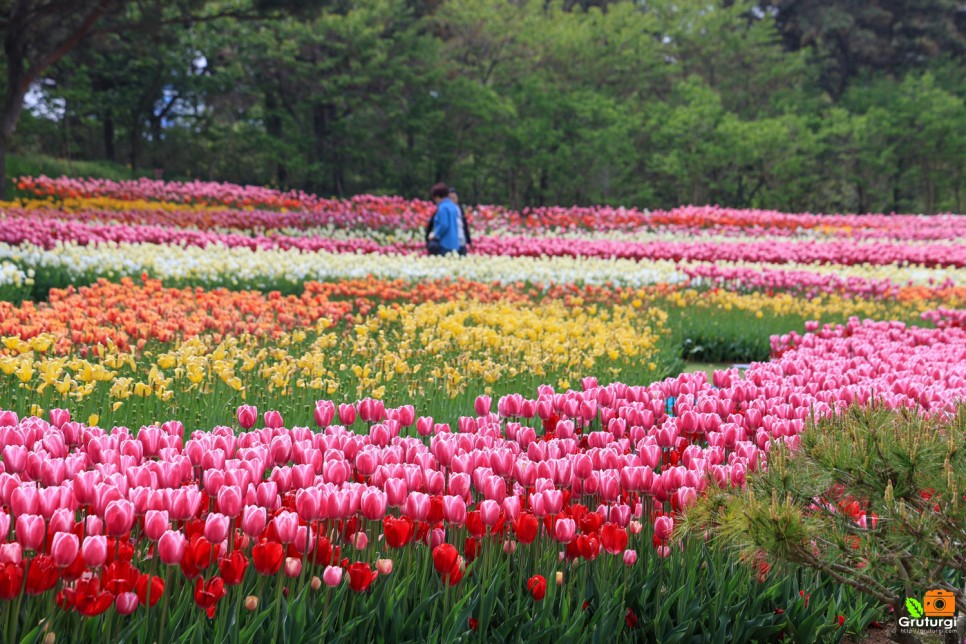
[
  {"xmin": 430, "ymin": 183, "xmax": 449, "ymax": 204},
  {"xmin": 449, "ymin": 187, "xmax": 459, "ymax": 204}
]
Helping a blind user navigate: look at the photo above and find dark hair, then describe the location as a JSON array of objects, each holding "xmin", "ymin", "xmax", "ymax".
[
  {"xmin": 448, "ymin": 186, "xmax": 458, "ymax": 194},
  {"xmin": 430, "ymin": 183, "xmax": 450, "ymax": 199}
]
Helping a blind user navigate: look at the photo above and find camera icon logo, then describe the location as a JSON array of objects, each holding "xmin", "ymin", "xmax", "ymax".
[{"xmin": 924, "ymin": 589, "xmax": 957, "ymax": 617}]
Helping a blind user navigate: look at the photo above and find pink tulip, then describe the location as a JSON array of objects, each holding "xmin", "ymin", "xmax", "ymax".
[
  {"xmin": 284, "ymin": 557, "xmax": 302, "ymax": 578},
  {"xmin": 144, "ymin": 510, "xmax": 169, "ymax": 541},
  {"xmin": 338, "ymin": 403, "xmax": 357, "ymax": 425},
  {"xmin": 49, "ymin": 408, "xmax": 71, "ymax": 429},
  {"xmin": 352, "ymin": 532, "xmax": 368, "ymax": 550},
  {"xmin": 204, "ymin": 513, "xmax": 230, "ymax": 544},
  {"xmin": 272, "ymin": 511, "xmax": 299, "ymax": 544},
  {"xmin": 554, "ymin": 518, "xmax": 576, "ymax": 544},
  {"xmin": 236, "ymin": 405, "xmax": 258, "ymax": 429},
  {"xmin": 623, "ymin": 549, "xmax": 638, "ymax": 566},
  {"xmin": 654, "ymin": 515, "xmax": 674, "ymax": 541},
  {"xmin": 264, "ymin": 410, "xmax": 284, "ymax": 429},
  {"xmin": 104, "ymin": 499, "xmax": 135, "ymax": 536},
  {"xmin": 474, "ymin": 395, "xmax": 492, "ymax": 417},
  {"xmin": 82, "ymin": 535, "xmax": 107, "ymax": 567},
  {"xmin": 2, "ymin": 446, "xmax": 26, "ymax": 473},
  {"xmin": 416, "ymin": 416, "xmax": 434, "ymax": 437},
  {"xmin": 323, "ymin": 565, "xmax": 343, "ymax": 586},
  {"xmin": 360, "ymin": 489, "xmax": 387, "ymax": 521},
  {"xmin": 314, "ymin": 400, "xmax": 335, "ymax": 428},
  {"xmin": 479, "ymin": 500, "xmax": 501, "ymax": 526},
  {"xmin": 241, "ymin": 506, "xmax": 267, "ymax": 537},
  {"xmin": 358, "ymin": 398, "xmax": 385, "ymax": 423},
  {"xmin": 443, "ymin": 496, "xmax": 467, "ymax": 525},
  {"xmin": 376, "ymin": 558, "xmax": 393, "ymax": 575},
  {"xmin": 217, "ymin": 486, "xmax": 243, "ymax": 518},
  {"xmin": 405, "ymin": 492, "xmax": 431, "ymax": 521},
  {"xmin": 158, "ymin": 530, "xmax": 187, "ymax": 565},
  {"xmin": 15, "ymin": 514, "xmax": 45, "ymax": 551},
  {"xmin": 116, "ymin": 592, "xmax": 139, "ymax": 615},
  {"xmin": 50, "ymin": 532, "xmax": 79, "ymax": 567},
  {"xmin": 0, "ymin": 542, "xmax": 22, "ymax": 565}
]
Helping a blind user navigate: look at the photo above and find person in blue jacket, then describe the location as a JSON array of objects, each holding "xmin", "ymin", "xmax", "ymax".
[{"xmin": 426, "ymin": 183, "xmax": 465, "ymax": 256}]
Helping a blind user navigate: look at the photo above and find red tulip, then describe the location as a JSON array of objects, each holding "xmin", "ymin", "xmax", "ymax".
[
  {"xmin": 0, "ymin": 562, "xmax": 23, "ymax": 600},
  {"xmin": 513, "ymin": 513, "xmax": 538, "ymax": 544},
  {"xmin": 103, "ymin": 560, "xmax": 140, "ymax": 595},
  {"xmin": 180, "ymin": 535, "xmax": 215, "ymax": 579},
  {"xmin": 218, "ymin": 551, "xmax": 249, "ymax": 586},
  {"xmin": 346, "ymin": 562, "xmax": 377, "ymax": 592},
  {"xmin": 25, "ymin": 555, "xmax": 59, "ymax": 595},
  {"xmin": 432, "ymin": 543, "xmax": 459, "ymax": 576},
  {"xmin": 466, "ymin": 511, "xmax": 484, "ymax": 538},
  {"xmin": 252, "ymin": 540, "xmax": 284, "ymax": 575},
  {"xmin": 136, "ymin": 573, "xmax": 165, "ymax": 607},
  {"xmin": 194, "ymin": 576, "xmax": 226, "ymax": 618},
  {"xmin": 576, "ymin": 533, "xmax": 600, "ymax": 560},
  {"xmin": 527, "ymin": 574, "xmax": 547, "ymax": 601},
  {"xmin": 63, "ymin": 576, "xmax": 114, "ymax": 616},
  {"xmin": 601, "ymin": 523, "xmax": 628, "ymax": 555},
  {"xmin": 383, "ymin": 515, "xmax": 413, "ymax": 548}
]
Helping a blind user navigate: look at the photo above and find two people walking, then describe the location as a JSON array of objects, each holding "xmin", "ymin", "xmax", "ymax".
[{"xmin": 425, "ymin": 183, "xmax": 470, "ymax": 256}]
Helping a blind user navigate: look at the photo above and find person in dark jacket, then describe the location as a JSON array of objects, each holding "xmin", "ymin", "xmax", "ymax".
[{"xmin": 425, "ymin": 183, "xmax": 463, "ymax": 256}]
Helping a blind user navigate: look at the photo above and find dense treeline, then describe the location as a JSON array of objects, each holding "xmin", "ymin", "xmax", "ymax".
[{"xmin": 5, "ymin": 0, "xmax": 966, "ymax": 212}]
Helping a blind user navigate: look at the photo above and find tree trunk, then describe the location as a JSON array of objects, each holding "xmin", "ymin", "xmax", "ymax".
[
  {"xmin": 104, "ymin": 112, "xmax": 116, "ymax": 161},
  {"xmin": 0, "ymin": 141, "xmax": 8, "ymax": 200},
  {"xmin": 1, "ymin": 52, "xmax": 27, "ymax": 201},
  {"xmin": 129, "ymin": 122, "xmax": 140, "ymax": 170},
  {"xmin": 264, "ymin": 91, "xmax": 286, "ymax": 186}
]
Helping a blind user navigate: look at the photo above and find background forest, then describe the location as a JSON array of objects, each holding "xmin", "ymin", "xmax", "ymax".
[{"xmin": 4, "ymin": 0, "xmax": 966, "ymax": 213}]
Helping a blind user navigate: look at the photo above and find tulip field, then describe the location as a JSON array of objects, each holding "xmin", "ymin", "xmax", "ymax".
[{"xmin": 0, "ymin": 177, "xmax": 964, "ymax": 643}]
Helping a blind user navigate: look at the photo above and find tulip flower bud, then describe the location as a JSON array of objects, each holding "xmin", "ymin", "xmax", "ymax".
[
  {"xmin": 245, "ymin": 596, "xmax": 259, "ymax": 611},
  {"xmin": 376, "ymin": 558, "xmax": 393, "ymax": 575},
  {"xmin": 284, "ymin": 557, "xmax": 302, "ymax": 578},
  {"xmin": 311, "ymin": 576, "xmax": 322, "ymax": 591},
  {"xmin": 555, "ymin": 572, "xmax": 564, "ymax": 586}
]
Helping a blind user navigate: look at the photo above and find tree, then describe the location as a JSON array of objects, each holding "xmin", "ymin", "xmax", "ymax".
[
  {"xmin": 761, "ymin": 0, "xmax": 966, "ymax": 98},
  {"xmin": 683, "ymin": 404, "xmax": 966, "ymax": 644},
  {"xmin": 0, "ymin": 0, "xmax": 330, "ymax": 197}
]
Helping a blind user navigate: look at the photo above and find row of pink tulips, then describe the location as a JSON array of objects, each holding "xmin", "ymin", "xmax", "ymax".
[
  {"xmin": 3, "ymin": 212, "xmax": 966, "ymax": 270},
  {"xmin": 14, "ymin": 176, "xmax": 966, "ymax": 238}
]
